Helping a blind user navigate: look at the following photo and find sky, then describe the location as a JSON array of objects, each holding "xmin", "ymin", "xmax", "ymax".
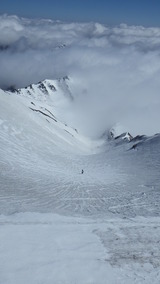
[{"xmin": 1, "ymin": 0, "xmax": 160, "ymax": 27}]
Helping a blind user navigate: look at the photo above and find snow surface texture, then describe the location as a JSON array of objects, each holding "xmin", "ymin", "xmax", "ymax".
[
  {"xmin": 0, "ymin": 78, "xmax": 160, "ymax": 284},
  {"xmin": 1, "ymin": 213, "xmax": 160, "ymax": 284}
]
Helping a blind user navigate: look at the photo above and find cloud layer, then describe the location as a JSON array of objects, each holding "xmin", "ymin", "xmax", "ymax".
[{"xmin": 1, "ymin": 14, "xmax": 160, "ymax": 137}]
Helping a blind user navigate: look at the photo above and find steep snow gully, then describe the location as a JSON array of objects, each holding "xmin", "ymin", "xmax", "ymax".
[
  {"xmin": 0, "ymin": 77, "xmax": 160, "ymax": 284},
  {"xmin": 0, "ymin": 77, "xmax": 160, "ymax": 217}
]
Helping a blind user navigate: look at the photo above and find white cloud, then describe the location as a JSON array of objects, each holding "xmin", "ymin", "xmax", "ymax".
[{"xmin": 1, "ymin": 14, "xmax": 160, "ymax": 137}]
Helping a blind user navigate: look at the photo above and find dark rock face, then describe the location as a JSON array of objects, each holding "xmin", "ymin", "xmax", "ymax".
[
  {"xmin": 6, "ymin": 86, "xmax": 20, "ymax": 94},
  {"xmin": 48, "ymin": 83, "xmax": 56, "ymax": 91},
  {"xmin": 38, "ymin": 83, "xmax": 48, "ymax": 94}
]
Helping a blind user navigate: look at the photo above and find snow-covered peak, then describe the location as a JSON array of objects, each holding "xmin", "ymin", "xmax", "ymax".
[
  {"xmin": 108, "ymin": 123, "xmax": 133, "ymax": 142},
  {"xmin": 2, "ymin": 78, "xmax": 104, "ymax": 155},
  {"xmin": 8, "ymin": 76, "xmax": 73, "ymax": 103}
]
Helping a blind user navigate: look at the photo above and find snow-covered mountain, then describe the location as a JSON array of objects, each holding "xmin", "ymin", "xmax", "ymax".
[
  {"xmin": 1, "ymin": 14, "xmax": 160, "ymax": 284},
  {"xmin": 3, "ymin": 77, "xmax": 105, "ymax": 154},
  {"xmin": 0, "ymin": 76, "xmax": 160, "ymax": 215},
  {"xmin": 1, "ymin": 77, "xmax": 160, "ymax": 284}
]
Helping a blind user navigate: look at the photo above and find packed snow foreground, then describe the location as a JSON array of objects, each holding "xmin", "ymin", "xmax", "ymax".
[{"xmin": 0, "ymin": 77, "xmax": 160, "ymax": 284}]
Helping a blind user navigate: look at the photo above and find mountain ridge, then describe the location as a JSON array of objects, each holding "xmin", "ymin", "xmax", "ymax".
[{"xmin": 2, "ymin": 77, "xmax": 160, "ymax": 153}]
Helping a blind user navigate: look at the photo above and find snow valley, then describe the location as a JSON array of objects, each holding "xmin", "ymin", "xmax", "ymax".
[{"xmin": 0, "ymin": 15, "xmax": 160, "ymax": 284}]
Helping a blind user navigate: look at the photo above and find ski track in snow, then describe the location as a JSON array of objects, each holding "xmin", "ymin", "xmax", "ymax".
[{"xmin": 0, "ymin": 87, "xmax": 160, "ymax": 283}]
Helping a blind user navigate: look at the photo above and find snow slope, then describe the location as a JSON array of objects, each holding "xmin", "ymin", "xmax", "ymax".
[
  {"xmin": 1, "ymin": 213, "xmax": 160, "ymax": 284},
  {"xmin": 0, "ymin": 78, "xmax": 160, "ymax": 283}
]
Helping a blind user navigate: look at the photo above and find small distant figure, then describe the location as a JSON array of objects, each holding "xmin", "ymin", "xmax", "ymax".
[{"xmin": 81, "ymin": 169, "xmax": 84, "ymax": 174}]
